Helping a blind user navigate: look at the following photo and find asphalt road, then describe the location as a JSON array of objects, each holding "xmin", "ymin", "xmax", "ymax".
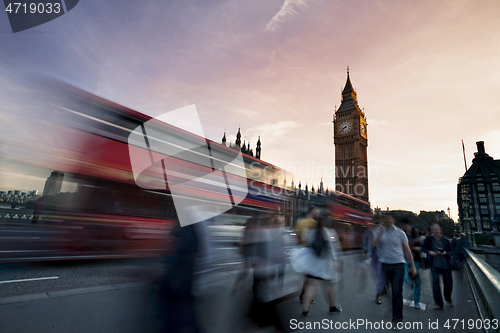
[
  {"xmin": 0, "ymin": 224, "xmax": 285, "ymax": 299},
  {"xmin": 0, "ymin": 258, "xmax": 163, "ymax": 298}
]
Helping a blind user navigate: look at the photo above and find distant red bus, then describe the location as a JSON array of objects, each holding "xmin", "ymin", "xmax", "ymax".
[{"xmin": 328, "ymin": 191, "xmax": 372, "ymax": 249}]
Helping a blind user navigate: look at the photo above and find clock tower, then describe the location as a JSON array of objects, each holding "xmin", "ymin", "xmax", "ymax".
[{"xmin": 333, "ymin": 67, "xmax": 369, "ymax": 202}]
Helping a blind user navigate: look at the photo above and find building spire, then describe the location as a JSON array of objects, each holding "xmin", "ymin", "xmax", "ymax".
[
  {"xmin": 235, "ymin": 126, "xmax": 241, "ymax": 147},
  {"xmin": 222, "ymin": 130, "xmax": 227, "ymax": 146},
  {"xmin": 241, "ymin": 139, "xmax": 246, "ymax": 153},
  {"xmin": 341, "ymin": 68, "xmax": 357, "ymax": 101},
  {"xmin": 256, "ymin": 135, "xmax": 261, "ymax": 159}
]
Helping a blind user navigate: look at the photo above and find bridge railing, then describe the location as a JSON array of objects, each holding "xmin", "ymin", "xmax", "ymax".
[{"xmin": 465, "ymin": 249, "xmax": 500, "ymax": 333}]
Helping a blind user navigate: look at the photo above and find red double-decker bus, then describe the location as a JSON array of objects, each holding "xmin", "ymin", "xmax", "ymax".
[
  {"xmin": 328, "ymin": 191, "xmax": 372, "ymax": 249},
  {"xmin": 0, "ymin": 80, "xmax": 292, "ymax": 261}
]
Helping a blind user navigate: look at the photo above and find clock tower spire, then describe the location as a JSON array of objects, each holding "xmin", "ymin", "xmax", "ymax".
[{"xmin": 333, "ymin": 68, "xmax": 369, "ymax": 202}]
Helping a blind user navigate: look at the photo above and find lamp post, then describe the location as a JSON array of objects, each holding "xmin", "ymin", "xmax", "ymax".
[{"xmin": 461, "ymin": 187, "xmax": 471, "ymax": 245}]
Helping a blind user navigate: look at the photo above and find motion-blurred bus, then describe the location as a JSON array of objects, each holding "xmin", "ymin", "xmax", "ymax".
[
  {"xmin": 0, "ymin": 80, "xmax": 292, "ymax": 261},
  {"xmin": 328, "ymin": 191, "xmax": 372, "ymax": 249}
]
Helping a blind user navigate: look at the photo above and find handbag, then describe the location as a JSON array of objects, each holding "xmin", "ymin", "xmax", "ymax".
[{"xmin": 311, "ymin": 228, "xmax": 327, "ymax": 257}]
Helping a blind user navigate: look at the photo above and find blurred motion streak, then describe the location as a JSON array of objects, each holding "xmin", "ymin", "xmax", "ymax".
[
  {"xmin": 127, "ymin": 104, "xmax": 248, "ymax": 227},
  {"xmin": 0, "ymin": 77, "xmax": 292, "ymax": 262}
]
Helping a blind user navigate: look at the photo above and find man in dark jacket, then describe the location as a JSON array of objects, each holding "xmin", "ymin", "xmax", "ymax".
[{"xmin": 422, "ymin": 224, "xmax": 453, "ymax": 310}]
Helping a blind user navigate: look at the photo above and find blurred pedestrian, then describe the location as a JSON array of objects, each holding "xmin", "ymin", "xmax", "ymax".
[
  {"xmin": 296, "ymin": 206, "xmax": 320, "ymax": 247},
  {"xmin": 370, "ymin": 220, "xmax": 387, "ymax": 304},
  {"xmin": 295, "ymin": 206, "xmax": 320, "ymax": 303},
  {"xmin": 356, "ymin": 226, "xmax": 372, "ymax": 292},
  {"xmin": 31, "ymin": 198, "xmax": 44, "ymax": 224},
  {"xmin": 372, "ymin": 215, "xmax": 416, "ymax": 328},
  {"xmin": 400, "ymin": 217, "xmax": 422, "ymax": 309},
  {"xmin": 451, "ymin": 233, "xmax": 459, "ymax": 250},
  {"xmin": 248, "ymin": 214, "xmax": 289, "ymax": 332},
  {"xmin": 452, "ymin": 233, "xmax": 470, "ymax": 281},
  {"xmin": 159, "ymin": 222, "xmax": 201, "ymax": 333},
  {"xmin": 422, "ymin": 224, "xmax": 453, "ymax": 310},
  {"xmin": 268, "ymin": 213, "xmax": 286, "ymax": 290},
  {"xmin": 232, "ymin": 216, "xmax": 259, "ymax": 295},
  {"xmin": 291, "ymin": 215, "xmax": 342, "ymax": 317}
]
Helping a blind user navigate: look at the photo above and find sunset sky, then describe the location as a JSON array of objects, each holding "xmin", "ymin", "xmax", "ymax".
[{"xmin": 1, "ymin": 0, "xmax": 500, "ymax": 219}]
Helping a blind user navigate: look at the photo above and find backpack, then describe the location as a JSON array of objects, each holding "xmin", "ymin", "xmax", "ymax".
[{"xmin": 311, "ymin": 228, "xmax": 327, "ymax": 257}]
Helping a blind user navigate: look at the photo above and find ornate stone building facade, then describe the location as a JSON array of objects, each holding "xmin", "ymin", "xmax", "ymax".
[
  {"xmin": 333, "ymin": 68, "xmax": 369, "ymax": 203},
  {"xmin": 221, "ymin": 128, "xmax": 261, "ymax": 159}
]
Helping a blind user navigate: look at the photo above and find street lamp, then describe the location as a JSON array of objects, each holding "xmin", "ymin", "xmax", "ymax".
[{"xmin": 461, "ymin": 187, "xmax": 471, "ymax": 245}]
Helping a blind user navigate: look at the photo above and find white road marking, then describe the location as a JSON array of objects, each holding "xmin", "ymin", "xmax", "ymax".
[
  {"xmin": 213, "ymin": 261, "xmax": 243, "ymax": 266},
  {"xmin": 0, "ymin": 276, "xmax": 59, "ymax": 284},
  {"xmin": 0, "ymin": 250, "xmax": 59, "ymax": 253}
]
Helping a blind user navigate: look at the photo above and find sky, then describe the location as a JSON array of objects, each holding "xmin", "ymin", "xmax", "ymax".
[{"xmin": 1, "ymin": 0, "xmax": 500, "ymax": 219}]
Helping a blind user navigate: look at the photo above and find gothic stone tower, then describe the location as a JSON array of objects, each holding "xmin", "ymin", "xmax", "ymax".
[{"xmin": 333, "ymin": 68, "xmax": 369, "ymax": 202}]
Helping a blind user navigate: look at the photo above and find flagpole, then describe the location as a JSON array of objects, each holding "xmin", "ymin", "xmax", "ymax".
[{"xmin": 462, "ymin": 140, "xmax": 468, "ymax": 172}]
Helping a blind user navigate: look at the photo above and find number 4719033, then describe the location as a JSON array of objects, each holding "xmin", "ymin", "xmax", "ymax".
[
  {"xmin": 5, "ymin": 2, "xmax": 61, "ymax": 14},
  {"xmin": 444, "ymin": 319, "xmax": 498, "ymax": 330}
]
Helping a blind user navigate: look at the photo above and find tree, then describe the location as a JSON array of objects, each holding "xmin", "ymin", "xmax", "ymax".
[{"xmin": 417, "ymin": 211, "xmax": 437, "ymax": 233}]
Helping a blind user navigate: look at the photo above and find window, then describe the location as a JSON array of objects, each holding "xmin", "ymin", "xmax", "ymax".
[
  {"xmin": 494, "ymin": 194, "xmax": 500, "ymax": 203},
  {"xmin": 479, "ymin": 194, "xmax": 487, "ymax": 203},
  {"xmin": 480, "ymin": 205, "xmax": 488, "ymax": 215},
  {"xmin": 482, "ymin": 218, "xmax": 491, "ymax": 230},
  {"xmin": 492, "ymin": 183, "xmax": 500, "ymax": 191},
  {"xmin": 477, "ymin": 183, "xmax": 485, "ymax": 192}
]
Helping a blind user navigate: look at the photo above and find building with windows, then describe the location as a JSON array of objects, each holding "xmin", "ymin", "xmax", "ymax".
[
  {"xmin": 457, "ymin": 141, "xmax": 500, "ymax": 233},
  {"xmin": 43, "ymin": 171, "xmax": 64, "ymax": 196},
  {"xmin": 0, "ymin": 189, "xmax": 38, "ymax": 205}
]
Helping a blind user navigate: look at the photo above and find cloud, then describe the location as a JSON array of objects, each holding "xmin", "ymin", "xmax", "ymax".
[
  {"xmin": 249, "ymin": 121, "xmax": 301, "ymax": 140},
  {"xmin": 233, "ymin": 108, "xmax": 261, "ymax": 119},
  {"xmin": 368, "ymin": 119, "xmax": 389, "ymax": 126},
  {"xmin": 265, "ymin": 0, "xmax": 309, "ymax": 32},
  {"xmin": 368, "ymin": 119, "xmax": 411, "ymax": 126}
]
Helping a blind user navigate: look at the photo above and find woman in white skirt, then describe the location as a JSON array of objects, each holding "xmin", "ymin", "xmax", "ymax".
[{"xmin": 290, "ymin": 216, "xmax": 343, "ymax": 317}]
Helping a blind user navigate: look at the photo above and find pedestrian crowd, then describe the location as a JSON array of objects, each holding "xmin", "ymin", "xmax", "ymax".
[
  {"xmin": 158, "ymin": 206, "xmax": 471, "ymax": 333},
  {"xmin": 289, "ymin": 209, "xmax": 471, "ymax": 332},
  {"xmin": 363, "ymin": 214, "xmax": 471, "ymax": 331}
]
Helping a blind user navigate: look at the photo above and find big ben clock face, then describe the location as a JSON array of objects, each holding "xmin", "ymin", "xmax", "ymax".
[
  {"xmin": 339, "ymin": 121, "xmax": 352, "ymax": 134},
  {"xmin": 360, "ymin": 122, "xmax": 367, "ymax": 138},
  {"xmin": 360, "ymin": 116, "xmax": 367, "ymax": 139}
]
